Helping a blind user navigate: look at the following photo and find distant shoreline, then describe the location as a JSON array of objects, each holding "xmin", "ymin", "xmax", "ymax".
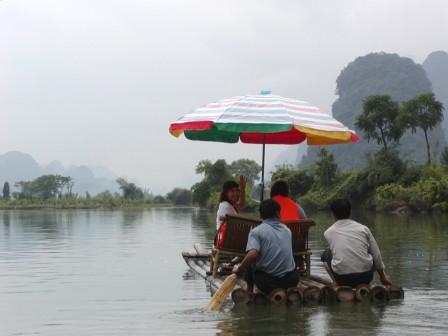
[{"xmin": 0, "ymin": 199, "xmax": 176, "ymax": 210}]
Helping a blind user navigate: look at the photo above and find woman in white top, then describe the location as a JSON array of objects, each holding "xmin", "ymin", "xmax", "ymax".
[{"xmin": 216, "ymin": 176, "xmax": 246, "ymax": 231}]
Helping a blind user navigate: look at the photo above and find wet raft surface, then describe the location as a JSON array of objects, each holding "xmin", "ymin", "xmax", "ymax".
[{"xmin": 182, "ymin": 250, "xmax": 404, "ymax": 306}]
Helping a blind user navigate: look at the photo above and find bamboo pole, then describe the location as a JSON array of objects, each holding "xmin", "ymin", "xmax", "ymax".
[
  {"xmin": 269, "ymin": 288, "xmax": 287, "ymax": 305},
  {"xmin": 309, "ymin": 274, "xmax": 333, "ymax": 286},
  {"xmin": 355, "ymin": 284, "xmax": 371, "ymax": 302},
  {"xmin": 286, "ymin": 287, "xmax": 303, "ymax": 305},
  {"xmin": 231, "ymin": 288, "xmax": 249, "ymax": 305},
  {"xmin": 205, "ymin": 274, "xmax": 238, "ymax": 311},
  {"xmin": 387, "ymin": 285, "xmax": 404, "ymax": 300},
  {"xmin": 336, "ymin": 286, "xmax": 355, "ymax": 302},
  {"xmin": 301, "ymin": 279, "xmax": 337, "ymax": 304},
  {"xmin": 298, "ymin": 283, "xmax": 321, "ymax": 305},
  {"xmin": 371, "ymin": 285, "xmax": 388, "ymax": 302},
  {"xmin": 253, "ymin": 292, "xmax": 269, "ymax": 305}
]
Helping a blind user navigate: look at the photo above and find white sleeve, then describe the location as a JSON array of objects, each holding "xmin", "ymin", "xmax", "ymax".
[
  {"xmin": 366, "ymin": 228, "xmax": 385, "ymax": 271},
  {"xmin": 216, "ymin": 202, "xmax": 234, "ymax": 230}
]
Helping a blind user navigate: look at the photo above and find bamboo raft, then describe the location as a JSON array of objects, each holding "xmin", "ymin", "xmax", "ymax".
[{"xmin": 183, "ymin": 245, "xmax": 404, "ymax": 306}]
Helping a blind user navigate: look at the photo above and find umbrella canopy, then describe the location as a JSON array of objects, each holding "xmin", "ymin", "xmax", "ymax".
[
  {"xmin": 170, "ymin": 91, "xmax": 359, "ymax": 145},
  {"xmin": 169, "ymin": 91, "xmax": 358, "ymax": 201}
]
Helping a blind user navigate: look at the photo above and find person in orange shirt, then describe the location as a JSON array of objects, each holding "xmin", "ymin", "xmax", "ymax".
[
  {"xmin": 270, "ymin": 180, "xmax": 306, "ymax": 221},
  {"xmin": 270, "ymin": 179, "xmax": 307, "ymax": 272}
]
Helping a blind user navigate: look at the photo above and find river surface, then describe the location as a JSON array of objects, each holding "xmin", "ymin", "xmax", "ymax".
[{"xmin": 1, "ymin": 208, "xmax": 447, "ymax": 335}]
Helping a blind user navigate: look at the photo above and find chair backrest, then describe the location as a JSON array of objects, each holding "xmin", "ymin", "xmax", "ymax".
[
  {"xmin": 219, "ymin": 215, "xmax": 316, "ymax": 254},
  {"xmin": 282, "ymin": 219, "xmax": 316, "ymax": 252},
  {"xmin": 220, "ymin": 214, "xmax": 261, "ymax": 253}
]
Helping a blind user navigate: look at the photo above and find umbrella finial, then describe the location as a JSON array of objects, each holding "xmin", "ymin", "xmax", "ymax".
[{"xmin": 260, "ymin": 89, "xmax": 271, "ymax": 95}]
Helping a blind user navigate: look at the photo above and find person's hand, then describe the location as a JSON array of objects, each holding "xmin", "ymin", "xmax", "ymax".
[
  {"xmin": 239, "ymin": 175, "xmax": 247, "ymax": 191},
  {"xmin": 380, "ymin": 272, "xmax": 392, "ymax": 286},
  {"xmin": 232, "ymin": 265, "xmax": 242, "ymax": 275}
]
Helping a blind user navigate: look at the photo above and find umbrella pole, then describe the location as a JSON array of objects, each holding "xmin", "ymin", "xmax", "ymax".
[{"xmin": 260, "ymin": 136, "xmax": 266, "ymax": 202}]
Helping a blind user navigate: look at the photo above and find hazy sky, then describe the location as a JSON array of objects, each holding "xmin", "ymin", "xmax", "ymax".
[{"xmin": 1, "ymin": 0, "xmax": 447, "ymax": 193}]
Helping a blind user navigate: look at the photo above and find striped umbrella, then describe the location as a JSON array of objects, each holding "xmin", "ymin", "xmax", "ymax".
[{"xmin": 169, "ymin": 90, "xmax": 358, "ymax": 200}]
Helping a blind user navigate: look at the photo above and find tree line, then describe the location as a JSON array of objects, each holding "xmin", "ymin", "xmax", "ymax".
[
  {"xmin": 0, "ymin": 175, "xmax": 193, "ymax": 208},
  {"xmin": 269, "ymin": 92, "xmax": 448, "ymax": 213}
]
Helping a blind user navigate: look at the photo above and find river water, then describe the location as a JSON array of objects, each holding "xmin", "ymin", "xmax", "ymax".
[{"xmin": 0, "ymin": 208, "xmax": 447, "ymax": 335}]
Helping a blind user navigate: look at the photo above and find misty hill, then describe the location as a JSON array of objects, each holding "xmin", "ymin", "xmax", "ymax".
[
  {"xmin": 300, "ymin": 52, "xmax": 447, "ymax": 169},
  {"xmin": 423, "ymin": 50, "xmax": 448, "ymax": 133},
  {"xmin": 0, "ymin": 151, "xmax": 119, "ymax": 195}
]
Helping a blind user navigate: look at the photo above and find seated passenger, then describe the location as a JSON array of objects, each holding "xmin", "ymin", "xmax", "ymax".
[
  {"xmin": 270, "ymin": 180, "xmax": 306, "ymax": 221},
  {"xmin": 233, "ymin": 200, "xmax": 300, "ymax": 294},
  {"xmin": 216, "ymin": 176, "xmax": 246, "ymax": 231},
  {"xmin": 321, "ymin": 199, "xmax": 392, "ymax": 288}
]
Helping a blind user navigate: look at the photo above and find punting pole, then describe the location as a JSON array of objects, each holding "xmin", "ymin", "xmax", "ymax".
[{"xmin": 260, "ymin": 134, "xmax": 266, "ymax": 202}]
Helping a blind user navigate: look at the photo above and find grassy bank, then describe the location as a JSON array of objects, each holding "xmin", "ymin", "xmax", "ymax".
[
  {"xmin": 272, "ymin": 150, "xmax": 448, "ymax": 214},
  {"xmin": 0, "ymin": 197, "xmax": 174, "ymax": 210}
]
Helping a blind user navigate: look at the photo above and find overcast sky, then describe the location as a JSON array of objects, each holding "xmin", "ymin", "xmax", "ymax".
[{"xmin": 1, "ymin": 0, "xmax": 447, "ymax": 193}]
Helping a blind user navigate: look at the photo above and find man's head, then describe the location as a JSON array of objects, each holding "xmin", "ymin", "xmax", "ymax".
[
  {"xmin": 270, "ymin": 180, "xmax": 289, "ymax": 197},
  {"xmin": 330, "ymin": 199, "xmax": 351, "ymax": 220},
  {"xmin": 259, "ymin": 199, "xmax": 280, "ymax": 220}
]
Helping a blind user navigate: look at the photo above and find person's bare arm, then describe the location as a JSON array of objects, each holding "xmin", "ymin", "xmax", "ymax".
[
  {"xmin": 377, "ymin": 269, "xmax": 392, "ymax": 286},
  {"xmin": 236, "ymin": 175, "xmax": 246, "ymax": 209},
  {"xmin": 233, "ymin": 249, "xmax": 259, "ymax": 275},
  {"xmin": 323, "ymin": 262, "xmax": 338, "ymax": 287}
]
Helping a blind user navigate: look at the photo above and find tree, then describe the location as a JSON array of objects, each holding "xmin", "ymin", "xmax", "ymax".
[
  {"xmin": 355, "ymin": 95, "xmax": 403, "ymax": 152},
  {"xmin": 400, "ymin": 93, "xmax": 444, "ymax": 164},
  {"xmin": 166, "ymin": 188, "xmax": 192, "ymax": 205},
  {"xmin": 191, "ymin": 159, "xmax": 233, "ymax": 207},
  {"xmin": 270, "ymin": 166, "xmax": 314, "ymax": 198},
  {"xmin": 15, "ymin": 175, "xmax": 72, "ymax": 199},
  {"xmin": 116, "ymin": 178, "xmax": 144, "ymax": 199},
  {"xmin": 229, "ymin": 159, "xmax": 261, "ymax": 185},
  {"xmin": 195, "ymin": 160, "xmax": 213, "ymax": 175},
  {"xmin": 315, "ymin": 148, "xmax": 338, "ymax": 187},
  {"xmin": 441, "ymin": 147, "xmax": 448, "ymax": 168},
  {"xmin": 2, "ymin": 182, "xmax": 10, "ymax": 199}
]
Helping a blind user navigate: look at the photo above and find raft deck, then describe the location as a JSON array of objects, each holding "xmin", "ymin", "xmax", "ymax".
[{"xmin": 182, "ymin": 245, "xmax": 404, "ymax": 305}]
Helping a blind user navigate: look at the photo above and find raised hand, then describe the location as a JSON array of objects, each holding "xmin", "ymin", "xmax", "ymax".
[{"xmin": 239, "ymin": 175, "xmax": 247, "ymax": 191}]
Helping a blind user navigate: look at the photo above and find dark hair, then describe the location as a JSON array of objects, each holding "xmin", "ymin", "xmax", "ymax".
[
  {"xmin": 259, "ymin": 199, "xmax": 281, "ymax": 219},
  {"xmin": 219, "ymin": 180, "xmax": 239, "ymax": 203},
  {"xmin": 270, "ymin": 180, "xmax": 289, "ymax": 197},
  {"xmin": 330, "ymin": 199, "xmax": 351, "ymax": 219}
]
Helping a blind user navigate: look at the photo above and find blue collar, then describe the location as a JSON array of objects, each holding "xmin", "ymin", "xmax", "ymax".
[{"xmin": 262, "ymin": 218, "xmax": 281, "ymax": 226}]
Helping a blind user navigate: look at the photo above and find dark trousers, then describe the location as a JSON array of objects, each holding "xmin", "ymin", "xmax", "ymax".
[
  {"xmin": 321, "ymin": 248, "xmax": 373, "ymax": 288},
  {"xmin": 245, "ymin": 266, "xmax": 300, "ymax": 294}
]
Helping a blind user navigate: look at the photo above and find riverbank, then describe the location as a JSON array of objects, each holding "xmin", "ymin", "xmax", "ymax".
[{"xmin": 0, "ymin": 198, "xmax": 174, "ymax": 210}]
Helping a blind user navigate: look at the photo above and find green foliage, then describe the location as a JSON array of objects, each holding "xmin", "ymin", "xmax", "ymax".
[
  {"xmin": 116, "ymin": 178, "xmax": 144, "ymax": 199},
  {"xmin": 375, "ymin": 166, "xmax": 448, "ymax": 212},
  {"xmin": 355, "ymin": 95, "xmax": 403, "ymax": 151},
  {"xmin": 2, "ymin": 182, "xmax": 10, "ymax": 199},
  {"xmin": 152, "ymin": 195, "xmax": 167, "ymax": 204},
  {"xmin": 400, "ymin": 93, "xmax": 444, "ymax": 164},
  {"xmin": 229, "ymin": 159, "xmax": 261, "ymax": 185},
  {"xmin": 206, "ymin": 191, "xmax": 221, "ymax": 210},
  {"xmin": 191, "ymin": 158, "xmax": 262, "ymax": 208},
  {"xmin": 14, "ymin": 175, "xmax": 73, "ymax": 199},
  {"xmin": 365, "ymin": 149, "xmax": 406, "ymax": 187},
  {"xmin": 315, "ymin": 148, "xmax": 339, "ymax": 187},
  {"xmin": 375, "ymin": 184, "xmax": 409, "ymax": 211},
  {"xmin": 271, "ymin": 165, "xmax": 314, "ymax": 198},
  {"xmin": 441, "ymin": 147, "xmax": 448, "ymax": 168},
  {"xmin": 191, "ymin": 181, "xmax": 211, "ymax": 207},
  {"xmin": 166, "ymin": 188, "xmax": 192, "ymax": 205}
]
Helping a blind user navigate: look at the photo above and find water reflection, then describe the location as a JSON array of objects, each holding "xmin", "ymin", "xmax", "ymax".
[{"xmin": 0, "ymin": 209, "xmax": 447, "ymax": 335}]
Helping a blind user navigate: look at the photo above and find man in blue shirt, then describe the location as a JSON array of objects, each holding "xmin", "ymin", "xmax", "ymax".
[{"xmin": 233, "ymin": 199, "xmax": 300, "ymax": 294}]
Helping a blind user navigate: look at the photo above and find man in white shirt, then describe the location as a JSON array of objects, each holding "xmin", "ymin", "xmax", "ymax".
[{"xmin": 321, "ymin": 199, "xmax": 392, "ymax": 288}]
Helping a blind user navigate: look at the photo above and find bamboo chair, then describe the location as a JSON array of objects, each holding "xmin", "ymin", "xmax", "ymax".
[
  {"xmin": 282, "ymin": 219, "xmax": 316, "ymax": 278},
  {"xmin": 210, "ymin": 215, "xmax": 316, "ymax": 278},
  {"xmin": 210, "ymin": 214, "xmax": 261, "ymax": 277}
]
